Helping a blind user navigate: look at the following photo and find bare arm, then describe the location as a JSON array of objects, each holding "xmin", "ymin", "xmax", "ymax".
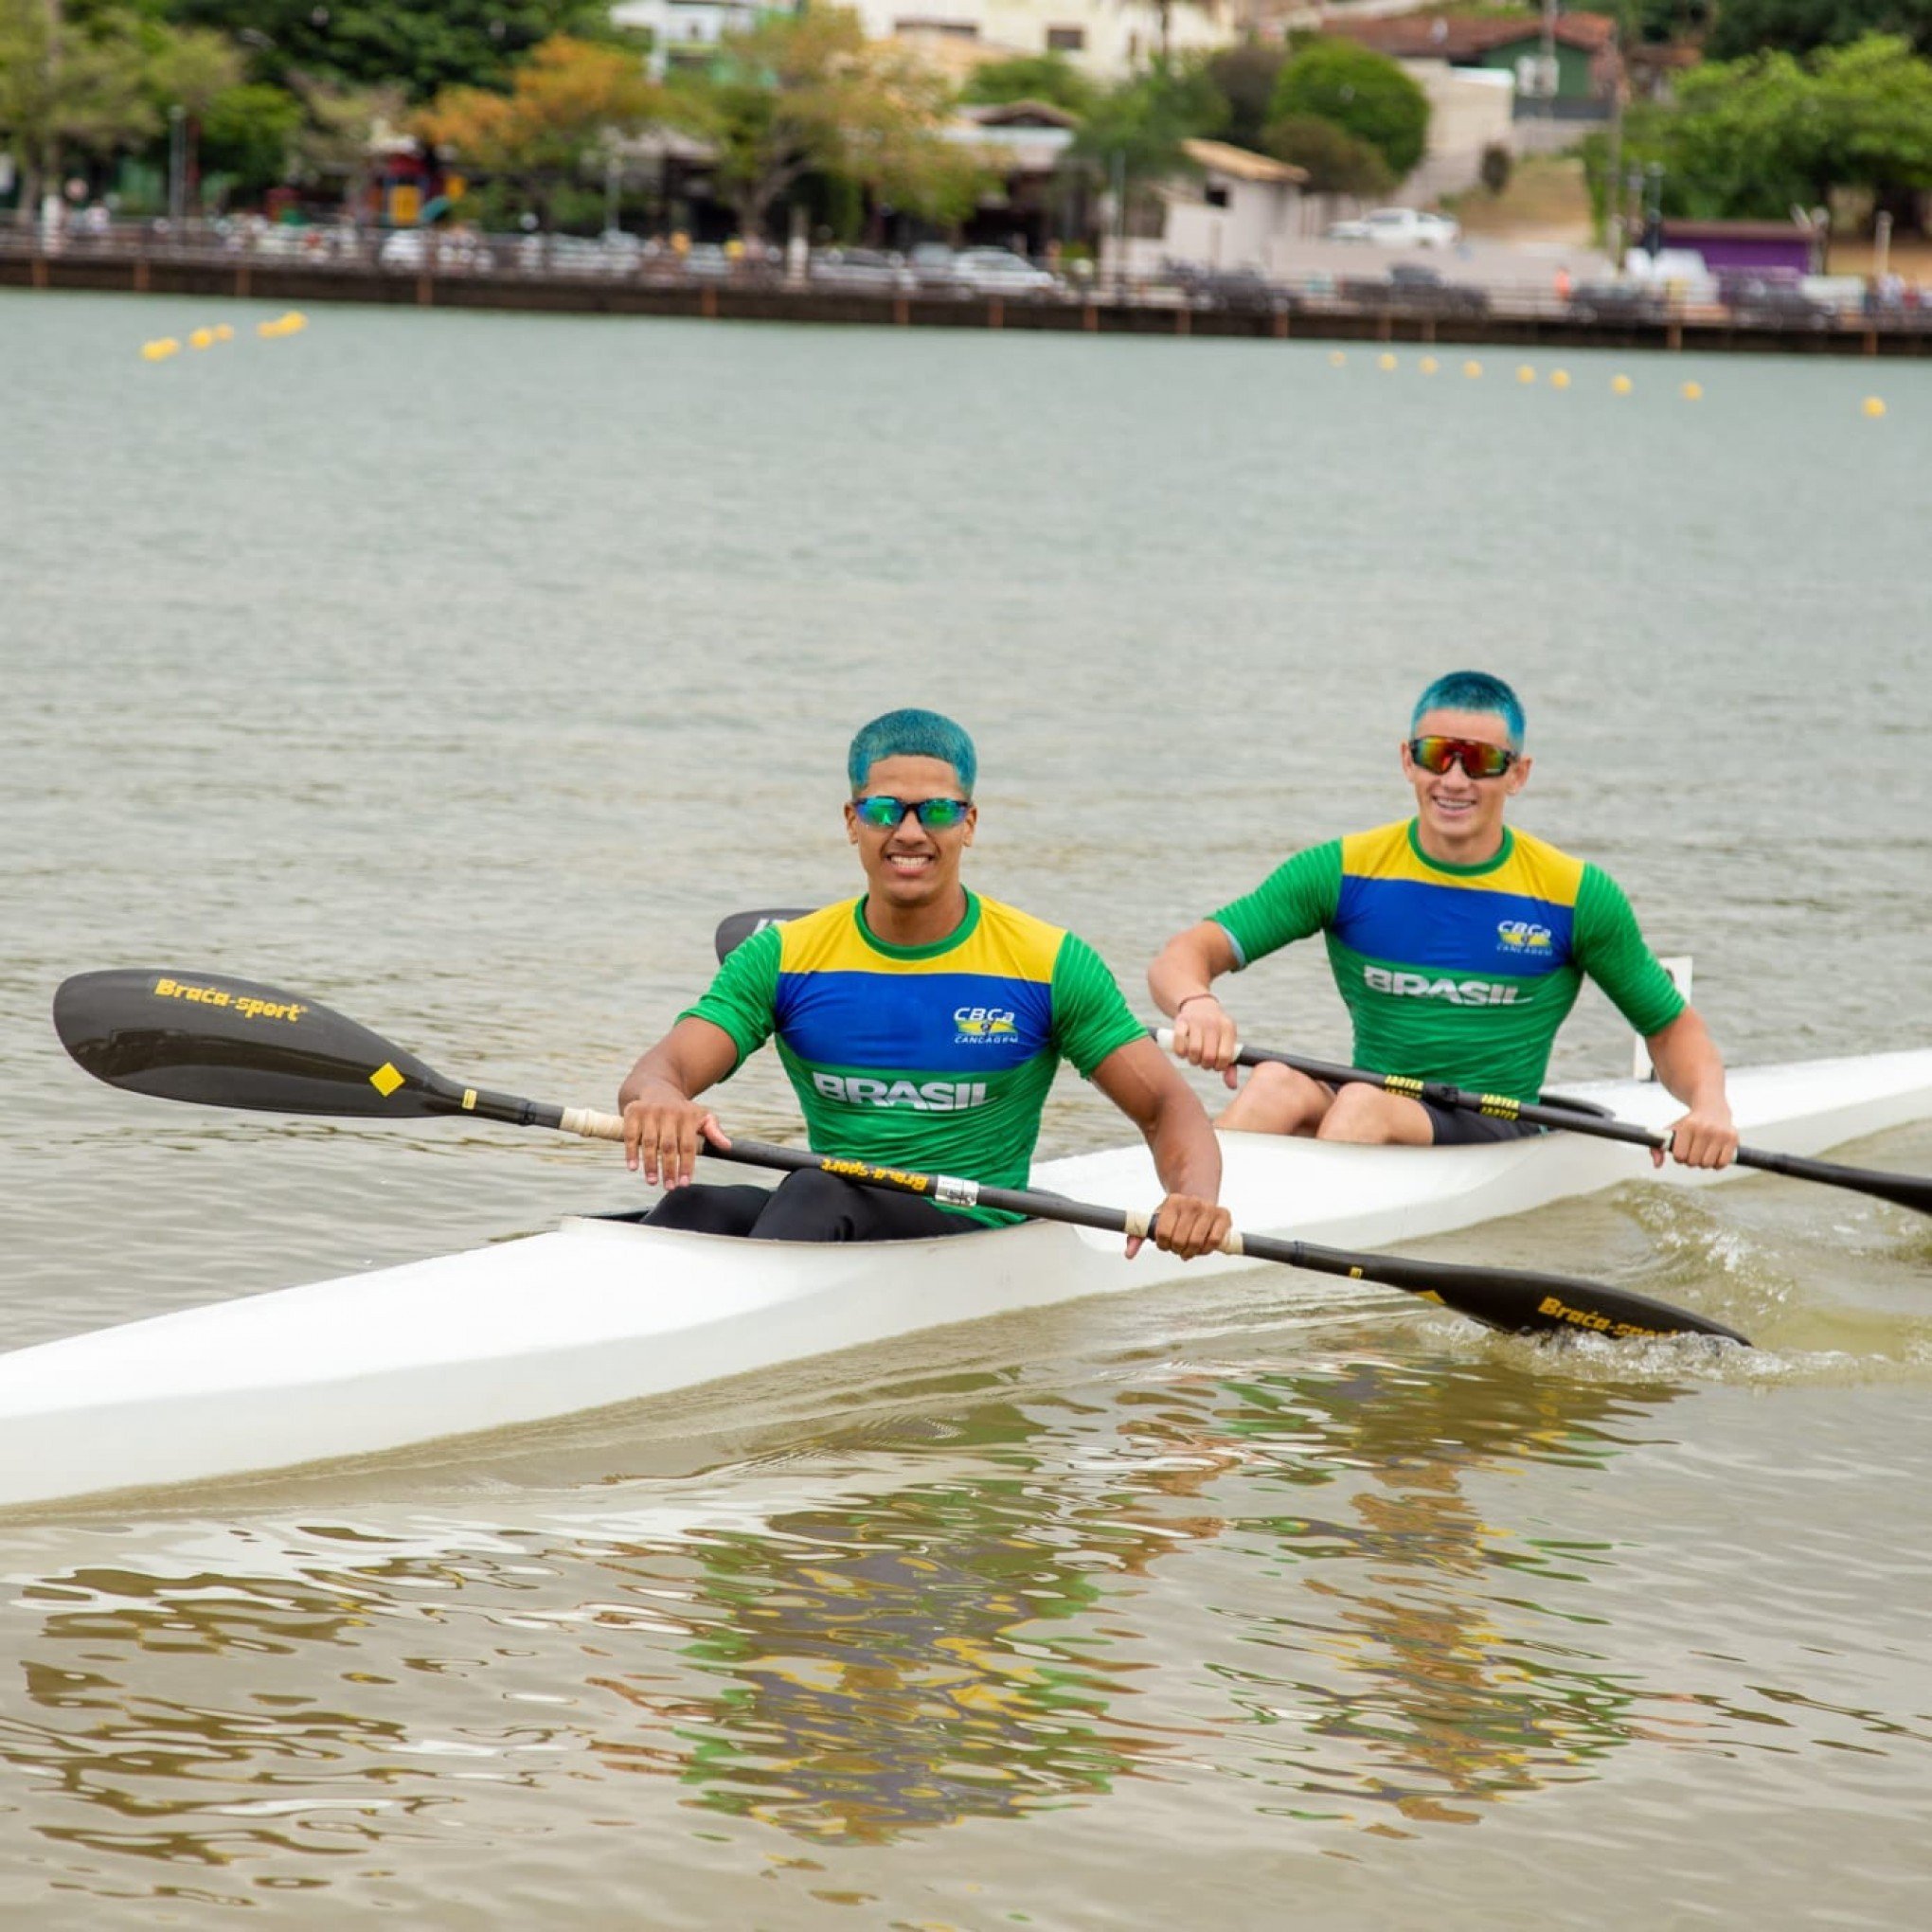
[
  {"xmin": 1147, "ymin": 920, "xmax": 1243, "ymax": 1083},
  {"xmin": 1642, "ymin": 1005, "xmax": 1737, "ymax": 1170},
  {"xmin": 1090, "ymin": 1035, "xmax": 1231, "ymax": 1260},
  {"xmin": 617, "ymin": 1016, "xmax": 742, "ymax": 1188}
]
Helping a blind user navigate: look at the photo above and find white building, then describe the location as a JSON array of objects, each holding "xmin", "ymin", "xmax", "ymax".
[
  {"xmin": 1114, "ymin": 137, "xmax": 1308, "ymax": 277},
  {"xmin": 849, "ymin": 2, "xmax": 1235, "ymax": 80},
  {"xmin": 612, "ymin": 0, "xmax": 766, "ymax": 77}
]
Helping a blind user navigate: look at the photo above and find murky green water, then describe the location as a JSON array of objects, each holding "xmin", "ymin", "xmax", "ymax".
[{"xmin": 3, "ymin": 290, "xmax": 1928, "ymax": 1925}]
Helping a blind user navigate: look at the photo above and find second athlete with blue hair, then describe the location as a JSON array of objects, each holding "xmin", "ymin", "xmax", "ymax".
[{"xmin": 1150, "ymin": 671, "xmax": 1738, "ymax": 1168}]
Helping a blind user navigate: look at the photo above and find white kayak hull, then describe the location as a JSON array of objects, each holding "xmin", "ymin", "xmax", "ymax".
[{"xmin": 4, "ymin": 1049, "xmax": 1929, "ymax": 1512}]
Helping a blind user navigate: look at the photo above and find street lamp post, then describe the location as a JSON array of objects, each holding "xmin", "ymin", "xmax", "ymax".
[{"xmin": 168, "ymin": 105, "xmax": 188, "ymax": 228}]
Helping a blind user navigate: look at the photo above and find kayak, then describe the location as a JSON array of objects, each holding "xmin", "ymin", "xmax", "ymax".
[{"xmin": 3, "ymin": 1047, "xmax": 1929, "ymax": 1512}]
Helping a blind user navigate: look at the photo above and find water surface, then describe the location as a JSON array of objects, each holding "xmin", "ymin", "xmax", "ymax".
[{"xmin": 3, "ymin": 291, "xmax": 1928, "ymax": 1926}]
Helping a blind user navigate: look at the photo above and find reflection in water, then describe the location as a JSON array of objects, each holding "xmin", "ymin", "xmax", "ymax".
[
  {"xmin": 1212, "ymin": 1361, "xmax": 1683, "ymax": 1831},
  {"xmin": 6, "ymin": 1345, "xmax": 1914, "ymax": 1911},
  {"xmin": 635, "ymin": 1403, "xmax": 1243, "ymax": 1843}
]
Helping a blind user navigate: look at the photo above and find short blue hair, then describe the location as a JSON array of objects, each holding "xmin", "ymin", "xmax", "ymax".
[
  {"xmin": 848, "ymin": 708, "xmax": 977, "ymax": 795},
  {"xmin": 1411, "ymin": 671, "xmax": 1525, "ymax": 751}
]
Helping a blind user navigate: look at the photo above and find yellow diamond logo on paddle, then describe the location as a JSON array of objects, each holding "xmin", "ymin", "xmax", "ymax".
[{"xmin": 368, "ymin": 1063, "xmax": 405, "ymax": 1098}]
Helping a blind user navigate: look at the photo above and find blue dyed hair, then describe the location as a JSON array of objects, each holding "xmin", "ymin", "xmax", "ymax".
[
  {"xmin": 847, "ymin": 708, "xmax": 977, "ymax": 795},
  {"xmin": 1411, "ymin": 671, "xmax": 1525, "ymax": 751}
]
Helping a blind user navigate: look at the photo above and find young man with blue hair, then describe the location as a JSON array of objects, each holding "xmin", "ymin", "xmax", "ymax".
[
  {"xmin": 1149, "ymin": 671, "xmax": 1737, "ymax": 1167},
  {"xmin": 619, "ymin": 708, "xmax": 1233, "ymax": 1253}
]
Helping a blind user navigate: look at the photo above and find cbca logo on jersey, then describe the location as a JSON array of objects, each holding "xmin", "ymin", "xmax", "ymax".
[
  {"xmin": 954, "ymin": 1005, "xmax": 1020, "ymax": 1046},
  {"xmin": 1496, "ymin": 919, "xmax": 1554, "ymax": 956},
  {"xmin": 1364, "ymin": 966, "xmax": 1520, "ymax": 1006}
]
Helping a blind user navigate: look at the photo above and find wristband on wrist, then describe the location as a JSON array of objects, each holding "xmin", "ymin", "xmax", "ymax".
[{"xmin": 1174, "ymin": 993, "xmax": 1221, "ymax": 1014}]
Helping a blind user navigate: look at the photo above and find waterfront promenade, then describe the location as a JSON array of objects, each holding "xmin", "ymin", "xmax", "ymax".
[{"xmin": 5, "ymin": 228, "xmax": 1926, "ymax": 358}]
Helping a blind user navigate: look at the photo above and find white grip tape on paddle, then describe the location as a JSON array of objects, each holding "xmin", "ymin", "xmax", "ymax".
[
  {"xmin": 561, "ymin": 1107, "xmax": 627, "ymax": 1141},
  {"xmin": 1155, "ymin": 1026, "xmax": 1243, "ymax": 1060},
  {"xmin": 1129, "ymin": 1208, "xmax": 1245, "ymax": 1256}
]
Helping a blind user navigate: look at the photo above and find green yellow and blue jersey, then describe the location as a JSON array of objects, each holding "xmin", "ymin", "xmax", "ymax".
[
  {"xmin": 1211, "ymin": 820, "xmax": 1686, "ymax": 1099},
  {"xmin": 683, "ymin": 892, "xmax": 1145, "ymax": 1225}
]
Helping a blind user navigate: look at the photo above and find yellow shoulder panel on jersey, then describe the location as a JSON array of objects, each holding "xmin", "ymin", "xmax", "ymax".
[{"xmin": 778, "ymin": 893, "xmax": 1066, "ymax": 983}]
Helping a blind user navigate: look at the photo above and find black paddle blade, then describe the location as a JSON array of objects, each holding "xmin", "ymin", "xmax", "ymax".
[
  {"xmin": 713, "ymin": 908, "xmax": 814, "ymax": 962},
  {"xmin": 1273, "ymin": 1238, "xmax": 1749, "ymax": 1344},
  {"xmin": 53, "ymin": 970, "xmax": 465, "ymax": 1119}
]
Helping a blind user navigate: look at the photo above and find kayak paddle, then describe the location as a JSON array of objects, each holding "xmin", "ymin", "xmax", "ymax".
[
  {"xmin": 714, "ymin": 907, "xmax": 814, "ymax": 959},
  {"xmin": 52, "ymin": 967, "xmax": 1747, "ymax": 1345},
  {"xmin": 1156, "ymin": 1031, "xmax": 1932, "ymax": 1218}
]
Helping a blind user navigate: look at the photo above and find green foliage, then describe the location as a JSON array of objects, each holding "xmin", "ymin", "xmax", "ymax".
[
  {"xmin": 1621, "ymin": 33, "xmax": 1932, "ymax": 219},
  {"xmin": 1067, "ymin": 60, "xmax": 1225, "ymax": 190},
  {"xmin": 959, "ymin": 53, "xmax": 1096, "ymax": 117},
  {"xmin": 664, "ymin": 9, "xmax": 982, "ymax": 239},
  {"xmin": 0, "ymin": 0, "xmax": 154, "ymax": 219},
  {"xmin": 1705, "ymin": 0, "xmax": 1932, "ymax": 61},
  {"xmin": 1627, "ymin": 0, "xmax": 1716, "ymax": 42},
  {"xmin": 202, "ymin": 81, "xmax": 304, "ymax": 192},
  {"xmin": 163, "ymin": 2, "xmax": 630, "ymax": 104},
  {"xmin": 1203, "ymin": 40, "xmax": 1287, "ymax": 152},
  {"xmin": 1263, "ymin": 113, "xmax": 1393, "ymax": 196},
  {"xmin": 1479, "ymin": 140, "xmax": 1512, "ymax": 196},
  {"xmin": 419, "ymin": 35, "xmax": 662, "ymax": 224},
  {"xmin": 1269, "ymin": 40, "xmax": 1430, "ymax": 181},
  {"xmin": 140, "ymin": 22, "xmax": 241, "ymax": 114}
]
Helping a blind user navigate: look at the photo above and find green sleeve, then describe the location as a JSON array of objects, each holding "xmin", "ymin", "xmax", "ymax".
[
  {"xmin": 1050, "ymin": 933, "xmax": 1148, "ymax": 1079},
  {"xmin": 1209, "ymin": 841, "xmax": 1345, "ymax": 968},
  {"xmin": 1573, "ymin": 866, "xmax": 1687, "ymax": 1037},
  {"xmin": 677, "ymin": 921, "xmax": 781, "ymax": 1070}
]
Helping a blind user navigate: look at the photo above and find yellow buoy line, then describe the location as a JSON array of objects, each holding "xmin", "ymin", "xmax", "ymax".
[
  {"xmin": 141, "ymin": 312, "xmax": 307, "ymax": 360},
  {"xmin": 1319, "ymin": 350, "xmax": 1887, "ymax": 416}
]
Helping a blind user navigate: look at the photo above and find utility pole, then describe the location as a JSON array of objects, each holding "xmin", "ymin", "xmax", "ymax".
[
  {"xmin": 168, "ymin": 105, "xmax": 188, "ymax": 227},
  {"xmin": 1540, "ymin": 0, "xmax": 1558, "ymax": 125},
  {"xmin": 1603, "ymin": 13, "xmax": 1624, "ymax": 267}
]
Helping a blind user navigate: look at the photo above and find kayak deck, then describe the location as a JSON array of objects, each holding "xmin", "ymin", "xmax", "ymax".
[{"xmin": 2, "ymin": 1047, "xmax": 1928, "ymax": 1512}]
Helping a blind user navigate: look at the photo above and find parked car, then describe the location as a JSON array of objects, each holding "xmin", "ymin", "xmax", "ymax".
[
  {"xmin": 1325, "ymin": 206, "xmax": 1460, "ymax": 248},
  {"xmin": 947, "ymin": 246, "xmax": 1062, "ymax": 295},
  {"xmin": 907, "ymin": 242, "xmax": 958, "ymax": 289},
  {"xmin": 1720, "ymin": 274, "xmax": 1837, "ymax": 331},
  {"xmin": 1165, "ymin": 262, "xmax": 1298, "ymax": 314},
  {"xmin": 1340, "ymin": 262, "xmax": 1489, "ymax": 316},
  {"xmin": 808, "ymin": 247, "xmax": 914, "ymax": 293},
  {"xmin": 1566, "ymin": 281, "xmax": 1668, "ymax": 325},
  {"xmin": 681, "ymin": 242, "xmax": 733, "ymax": 279},
  {"xmin": 1621, "ymin": 246, "xmax": 1720, "ymax": 307},
  {"xmin": 380, "ymin": 226, "xmax": 494, "ymax": 272}
]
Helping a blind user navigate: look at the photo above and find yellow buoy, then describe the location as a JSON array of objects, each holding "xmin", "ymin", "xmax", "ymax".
[
  {"xmin": 1862, "ymin": 396, "xmax": 1887, "ymax": 419},
  {"xmin": 1516, "ymin": 364, "xmax": 1536, "ymax": 384},
  {"xmin": 1378, "ymin": 352, "xmax": 1398, "ymax": 371},
  {"xmin": 1329, "ymin": 349, "xmax": 1347, "ymax": 367},
  {"xmin": 1463, "ymin": 359, "xmax": 1483, "ymax": 378},
  {"xmin": 1550, "ymin": 369, "xmax": 1571, "ymax": 389},
  {"xmin": 1611, "ymin": 374, "xmax": 1633, "ymax": 395},
  {"xmin": 188, "ymin": 328, "xmax": 215, "ymax": 350},
  {"xmin": 140, "ymin": 337, "xmax": 180, "ymax": 362},
  {"xmin": 1419, "ymin": 355, "xmax": 1439, "ymax": 374},
  {"xmin": 1681, "ymin": 380, "xmax": 1703, "ymax": 401},
  {"xmin": 213, "ymin": 323, "xmax": 235, "ymax": 342}
]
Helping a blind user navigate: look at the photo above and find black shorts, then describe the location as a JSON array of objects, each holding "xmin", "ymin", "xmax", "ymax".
[
  {"xmin": 635, "ymin": 1168, "xmax": 982, "ymax": 1243},
  {"xmin": 1418, "ymin": 1100, "xmax": 1543, "ymax": 1148}
]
